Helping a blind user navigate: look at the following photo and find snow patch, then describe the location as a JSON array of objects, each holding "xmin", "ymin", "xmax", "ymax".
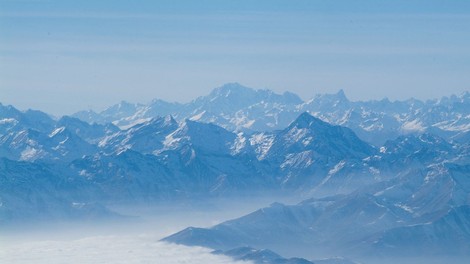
[
  {"xmin": 369, "ymin": 167, "xmax": 380, "ymax": 175},
  {"xmin": 72, "ymin": 202, "xmax": 86, "ymax": 209},
  {"xmin": 49, "ymin": 127, "xmax": 65, "ymax": 137},
  {"xmin": 249, "ymin": 133, "xmax": 274, "ymax": 160},
  {"xmin": 281, "ymin": 151, "xmax": 314, "ymax": 169},
  {"xmin": 395, "ymin": 203, "xmax": 414, "ymax": 213},
  {"xmin": 115, "ymin": 118, "xmax": 152, "ymax": 130},
  {"xmin": 20, "ymin": 146, "xmax": 43, "ymax": 161},
  {"xmin": 285, "ymin": 127, "xmax": 308, "ymax": 143},
  {"xmin": 231, "ymin": 133, "xmax": 247, "ymax": 155},
  {"xmin": 374, "ymin": 185, "xmax": 396, "ymax": 196},
  {"xmin": 401, "ymin": 119, "xmax": 425, "ymax": 133},
  {"xmin": 190, "ymin": 111, "xmax": 206, "ymax": 121},
  {"xmin": 0, "ymin": 118, "xmax": 18, "ymax": 125},
  {"xmin": 319, "ymin": 161, "xmax": 346, "ymax": 186}
]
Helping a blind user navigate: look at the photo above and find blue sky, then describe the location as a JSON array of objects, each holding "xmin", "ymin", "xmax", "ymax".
[{"xmin": 1, "ymin": 0, "xmax": 469, "ymax": 115}]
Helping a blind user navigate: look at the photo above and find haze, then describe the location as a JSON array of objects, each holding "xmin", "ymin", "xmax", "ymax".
[
  {"xmin": 1, "ymin": 1, "xmax": 469, "ymax": 264},
  {"xmin": 0, "ymin": 197, "xmax": 270, "ymax": 264},
  {"xmin": 1, "ymin": 0, "xmax": 470, "ymax": 115}
]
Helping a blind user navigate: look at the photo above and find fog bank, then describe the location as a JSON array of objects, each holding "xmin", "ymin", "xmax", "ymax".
[{"xmin": 0, "ymin": 234, "xmax": 251, "ymax": 264}]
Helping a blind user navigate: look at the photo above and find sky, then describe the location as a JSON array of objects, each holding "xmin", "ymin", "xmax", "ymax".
[{"xmin": 0, "ymin": 0, "xmax": 469, "ymax": 115}]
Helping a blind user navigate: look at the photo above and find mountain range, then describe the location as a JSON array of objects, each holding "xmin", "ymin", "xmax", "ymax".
[
  {"xmin": 72, "ymin": 83, "xmax": 470, "ymax": 146},
  {"xmin": 1, "ymin": 83, "xmax": 469, "ymax": 262}
]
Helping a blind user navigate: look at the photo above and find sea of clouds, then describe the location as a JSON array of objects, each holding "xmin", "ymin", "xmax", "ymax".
[
  {"xmin": 0, "ymin": 196, "xmax": 286, "ymax": 264},
  {"xmin": 0, "ymin": 234, "xmax": 250, "ymax": 264}
]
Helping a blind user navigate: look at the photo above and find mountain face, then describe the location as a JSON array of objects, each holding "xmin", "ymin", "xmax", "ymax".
[
  {"xmin": 0, "ymin": 107, "xmax": 113, "ymax": 162},
  {"xmin": 266, "ymin": 112, "xmax": 374, "ymax": 162},
  {"xmin": 163, "ymin": 163, "xmax": 470, "ymax": 259},
  {"xmin": 0, "ymin": 127, "xmax": 97, "ymax": 163},
  {"xmin": 57, "ymin": 116, "xmax": 119, "ymax": 144},
  {"xmin": 99, "ymin": 115, "xmax": 178, "ymax": 154},
  {"xmin": 0, "ymin": 103, "xmax": 55, "ymax": 134},
  {"xmin": 70, "ymin": 84, "xmax": 470, "ymax": 146},
  {"xmin": 0, "ymin": 158, "xmax": 118, "ymax": 222}
]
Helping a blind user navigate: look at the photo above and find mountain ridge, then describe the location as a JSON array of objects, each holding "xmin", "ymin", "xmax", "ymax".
[{"xmin": 68, "ymin": 83, "xmax": 470, "ymax": 146}]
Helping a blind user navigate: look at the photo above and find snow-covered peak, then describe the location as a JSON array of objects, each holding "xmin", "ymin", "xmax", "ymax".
[
  {"xmin": 71, "ymin": 109, "xmax": 103, "ymax": 124},
  {"xmin": 131, "ymin": 115, "xmax": 178, "ymax": 131},
  {"xmin": 164, "ymin": 119, "xmax": 237, "ymax": 155},
  {"xmin": 189, "ymin": 83, "xmax": 261, "ymax": 114},
  {"xmin": 265, "ymin": 112, "xmax": 375, "ymax": 166},
  {"xmin": 64, "ymin": 85, "xmax": 469, "ymax": 147},
  {"xmin": 210, "ymin": 82, "xmax": 254, "ymax": 97},
  {"xmin": 311, "ymin": 89, "xmax": 350, "ymax": 106},
  {"xmin": 101, "ymin": 100, "xmax": 143, "ymax": 119},
  {"xmin": 288, "ymin": 112, "xmax": 329, "ymax": 130}
]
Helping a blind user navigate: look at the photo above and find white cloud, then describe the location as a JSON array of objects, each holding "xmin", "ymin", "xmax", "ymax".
[{"xmin": 0, "ymin": 235, "xmax": 251, "ymax": 264}]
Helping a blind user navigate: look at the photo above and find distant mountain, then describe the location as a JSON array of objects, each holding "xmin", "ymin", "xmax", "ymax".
[
  {"xmin": 0, "ymin": 126, "xmax": 97, "ymax": 162},
  {"xmin": 163, "ymin": 163, "xmax": 470, "ymax": 259},
  {"xmin": 70, "ymin": 83, "xmax": 470, "ymax": 146},
  {"xmin": 0, "ymin": 158, "xmax": 119, "ymax": 222},
  {"xmin": 0, "ymin": 102, "xmax": 55, "ymax": 134},
  {"xmin": 213, "ymin": 246, "xmax": 359, "ymax": 264},
  {"xmin": 57, "ymin": 116, "xmax": 119, "ymax": 144},
  {"xmin": 213, "ymin": 246, "xmax": 315, "ymax": 264},
  {"xmin": 99, "ymin": 115, "xmax": 178, "ymax": 154}
]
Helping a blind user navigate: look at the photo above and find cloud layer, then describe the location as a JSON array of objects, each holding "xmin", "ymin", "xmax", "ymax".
[{"xmin": 0, "ymin": 235, "xmax": 251, "ymax": 264}]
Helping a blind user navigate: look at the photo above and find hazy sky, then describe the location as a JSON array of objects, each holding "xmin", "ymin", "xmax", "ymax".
[{"xmin": 1, "ymin": 0, "xmax": 469, "ymax": 115}]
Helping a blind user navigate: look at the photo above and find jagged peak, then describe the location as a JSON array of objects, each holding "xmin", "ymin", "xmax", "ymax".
[
  {"xmin": 163, "ymin": 114, "xmax": 177, "ymax": 124},
  {"xmin": 182, "ymin": 118, "xmax": 226, "ymax": 131},
  {"xmin": 71, "ymin": 109, "xmax": 100, "ymax": 117},
  {"xmin": 310, "ymin": 89, "xmax": 350, "ymax": 105},
  {"xmin": 149, "ymin": 115, "xmax": 177, "ymax": 124},
  {"xmin": 0, "ymin": 103, "xmax": 22, "ymax": 116},
  {"xmin": 58, "ymin": 115, "xmax": 84, "ymax": 124},
  {"xmin": 337, "ymin": 89, "xmax": 346, "ymax": 98},
  {"xmin": 328, "ymin": 89, "xmax": 349, "ymax": 102},
  {"xmin": 102, "ymin": 100, "xmax": 140, "ymax": 113},
  {"xmin": 156, "ymin": 115, "xmax": 178, "ymax": 128},
  {"xmin": 174, "ymin": 119, "xmax": 235, "ymax": 143},
  {"xmin": 130, "ymin": 115, "xmax": 178, "ymax": 130},
  {"xmin": 289, "ymin": 112, "xmax": 329, "ymax": 129}
]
